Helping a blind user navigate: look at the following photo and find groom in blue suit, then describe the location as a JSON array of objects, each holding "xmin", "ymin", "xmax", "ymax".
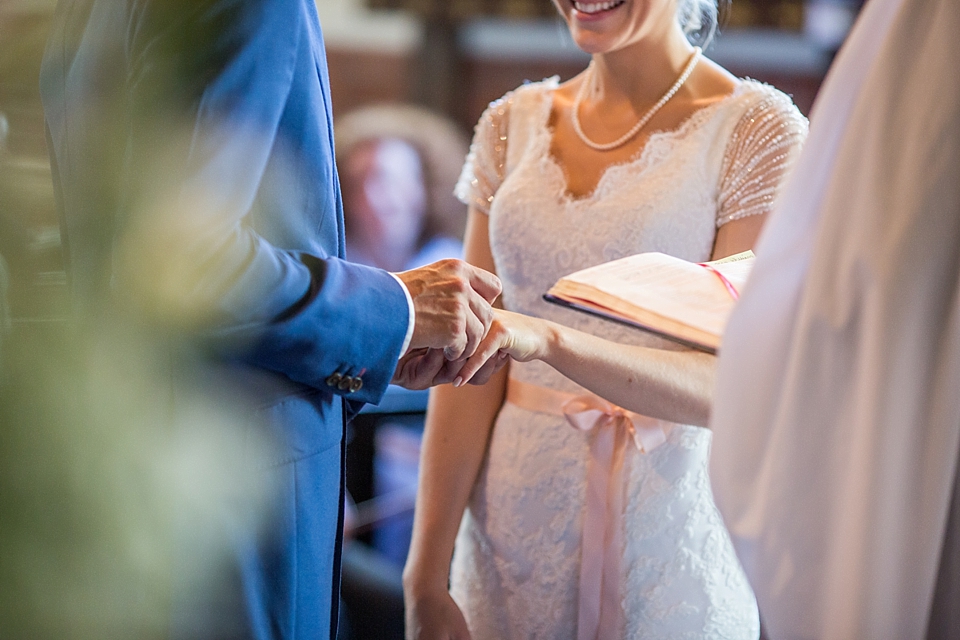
[{"xmin": 40, "ymin": 0, "xmax": 500, "ymax": 638}]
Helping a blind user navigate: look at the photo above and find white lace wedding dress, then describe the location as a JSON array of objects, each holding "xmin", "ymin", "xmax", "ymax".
[{"xmin": 450, "ymin": 77, "xmax": 807, "ymax": 640}]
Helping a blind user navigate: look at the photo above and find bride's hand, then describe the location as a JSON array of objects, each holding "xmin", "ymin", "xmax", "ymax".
[
  {"xmin": 404, "ymin": 588, "xmax": 472, "ymax": 640},
  {"xmin": 454, "ymin": 309, "xmax": 551, "ymax": 386}
]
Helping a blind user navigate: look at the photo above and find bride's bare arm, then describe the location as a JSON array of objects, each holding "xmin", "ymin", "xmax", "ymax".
[
  {"xmin": 459, "ymin": 309, "xmax": 716, "ymax": 426},
  {"xmin": 402, "ymin": 209, "xmax": 505, "ymax": 640},
  {"xmin": 455, "ymin": 222, "xmax": 764, "ymax": 428}
]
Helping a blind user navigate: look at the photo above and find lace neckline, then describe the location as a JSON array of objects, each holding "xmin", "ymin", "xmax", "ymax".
[{"xmin": 536, "ymin": 77, "xmax": 753, "ymax": 205}]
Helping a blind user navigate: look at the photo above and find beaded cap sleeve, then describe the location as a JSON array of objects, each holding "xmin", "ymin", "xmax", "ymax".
[
  {"xmin": 455, "ymin": 92, "xmax": 514, "ymax": 214},
  {"xmin": 716, "ymin": 87, "xmax": 808, "ymax": 227}
]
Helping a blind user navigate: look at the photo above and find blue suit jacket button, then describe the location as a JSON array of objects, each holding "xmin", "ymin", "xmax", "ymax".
[
  {"xmin": 338, "ymin": 376, "xmax": 352, "ymax": 391},
  {"xmin": 349, "ymin": 377, "xmax": 363, "ymax": 393},
  {"xmin": 326, "ymin": 372, "xmax": 342, "ymax": 388}
]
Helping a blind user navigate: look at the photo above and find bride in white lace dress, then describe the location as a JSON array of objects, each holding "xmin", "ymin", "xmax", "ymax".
[{"xmin": 403, "ymin": 0, "xmax": 807, "ymax": 638}]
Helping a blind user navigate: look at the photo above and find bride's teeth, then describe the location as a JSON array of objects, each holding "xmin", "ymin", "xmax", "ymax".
[{"xmin": 573, "ymin": 0, "xmax": 623, "ymax": 14}]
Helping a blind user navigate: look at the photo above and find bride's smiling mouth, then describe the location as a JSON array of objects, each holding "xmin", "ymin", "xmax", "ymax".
[{"xmin": 571, "ymin": 0, "xmax": 627, "ymax": 19}]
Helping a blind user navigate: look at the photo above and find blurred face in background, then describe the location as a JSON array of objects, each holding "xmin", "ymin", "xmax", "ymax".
[
  {"xmin": 551, "ymin": 0, "xmax": 680, "ymax": 54},
  {"xmin": 341, "ymin": 137, "xmax": 427, "ymax": 272}
]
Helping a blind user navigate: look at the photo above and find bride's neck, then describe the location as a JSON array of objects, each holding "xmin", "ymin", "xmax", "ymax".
[{"xmin": 589, "ymin": 28, "xmax": 696, "ymax": 106}]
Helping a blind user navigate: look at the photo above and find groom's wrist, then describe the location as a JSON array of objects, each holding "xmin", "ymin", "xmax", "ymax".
[{"xmin": 388, "ymin": 272, "xmax": 416, "ymax": 355}]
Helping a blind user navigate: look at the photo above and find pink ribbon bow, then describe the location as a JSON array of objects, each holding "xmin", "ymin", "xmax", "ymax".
[
  {"xmin": 562, "ymin": 396, "xmax": 669, "ymax": 640},
  {"xmin": 503, "ymin": 378, "xmax": 673, "ymax": 640}
]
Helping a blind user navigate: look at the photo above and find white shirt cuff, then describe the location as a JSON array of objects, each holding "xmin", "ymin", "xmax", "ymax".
[{"xmin": 389, "ymin": 272, "xmax": 415, "ymax": 355}]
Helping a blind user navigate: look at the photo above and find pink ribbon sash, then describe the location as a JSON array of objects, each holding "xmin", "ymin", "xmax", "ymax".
[{"xmin": 505, "ymin": 377, "xmax": 675, "ymax": 640}]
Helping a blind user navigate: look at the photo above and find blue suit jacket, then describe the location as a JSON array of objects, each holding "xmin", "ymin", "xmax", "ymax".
[{"xmin": 40, "ymin": 1, "xmax": 410, "ymax": 638}]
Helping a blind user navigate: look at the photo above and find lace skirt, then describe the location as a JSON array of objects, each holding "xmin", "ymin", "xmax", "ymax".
[{"xmin": 449, "ymin": 401, "xmax": 759, "ymax": 640}]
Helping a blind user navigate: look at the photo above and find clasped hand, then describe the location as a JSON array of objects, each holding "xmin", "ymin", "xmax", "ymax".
[
  {"xmin": 392, "ymin": 257, "xmax": 547, "ymax": 391},
  {"xmin": 392, "ymin": 259, "xmax": 505, "ymax": 390}
]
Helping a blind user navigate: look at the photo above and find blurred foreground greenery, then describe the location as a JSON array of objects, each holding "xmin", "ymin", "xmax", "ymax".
[
  {"xmin": 0, "ymin": 317, "xmax": 273, "ymax": 639},
  {"xmin": 0, "ymin": 6, "xmax": 272, "ymax": 635},
  {"xmin": 0, "ymin": 142, "xmax": 273, "ymax": 638}
]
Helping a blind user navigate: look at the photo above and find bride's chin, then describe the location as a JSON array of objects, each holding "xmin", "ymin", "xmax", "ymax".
[
  {"xmin": 567, "ymin": 23, "xmax": 622, "ymax": 53},
  {"xmin": 571, "ymin": 34, "xmax": 613, "ymax": 56}
]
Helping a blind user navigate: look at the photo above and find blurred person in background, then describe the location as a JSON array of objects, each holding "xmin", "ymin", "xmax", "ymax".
[
  {"xmin": 403, "ymin": 0, "xmax": 807, "ymax": 637},
  {"xmin": 334, "ymin": 104, "xmax": 469, "ymax": 640},
  {"xmin": 39, "ymin": 2, "xmax": 501, "ymax": 640},
  {"xmin": 336, "ymin": 104, "xmax": 469, "ymax": 272}
]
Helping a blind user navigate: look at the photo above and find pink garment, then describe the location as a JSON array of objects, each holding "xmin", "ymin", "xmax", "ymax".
[{"xmin": 710, "ymin": 0, "xmax": 960, "ymax": 638}]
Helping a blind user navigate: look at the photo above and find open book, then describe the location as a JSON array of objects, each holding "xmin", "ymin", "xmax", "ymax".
[{"xmin": 544, "ymin": 251, "xmax": 755, "ymax": 353}]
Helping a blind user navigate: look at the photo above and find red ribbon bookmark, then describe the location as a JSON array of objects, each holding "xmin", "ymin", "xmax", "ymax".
[{"xmin": 698, "ymin": 262, "xmax": 740, "ymax": 301}]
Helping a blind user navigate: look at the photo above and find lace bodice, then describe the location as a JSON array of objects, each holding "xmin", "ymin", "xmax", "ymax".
[
  {"xmin": 449, "ymin": 78, "xmax": 807, "ymax": 639},
  {"xmin": 458, "ymin": 78, "xmax": 805, "ymax": 222},
  {"xmin": 456, "ymin": 78, "xmax": 807, "ymax": 395}
]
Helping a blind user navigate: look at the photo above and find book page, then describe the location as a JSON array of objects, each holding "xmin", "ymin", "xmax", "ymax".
[
  {"xmin": 708, "ymin": 249, "xmax": 755, "ymax": 265},
  {"xmin": 548, "ymin": 251, "xmax": 754, "ymax": 347},
  {"xmin": 704, "ymin": 250, "xmax": 754, "ymax": 290}
]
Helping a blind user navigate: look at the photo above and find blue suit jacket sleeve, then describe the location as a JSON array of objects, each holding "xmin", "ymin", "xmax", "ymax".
[{"xmin": 119, "ymin": 0, "xmax": 408, "ymax": 404}]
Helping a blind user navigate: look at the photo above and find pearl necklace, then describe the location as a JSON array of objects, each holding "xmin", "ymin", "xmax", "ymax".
[{"xmin": 572, "ymin": 47, "xmax": 703, "ymax": 152}]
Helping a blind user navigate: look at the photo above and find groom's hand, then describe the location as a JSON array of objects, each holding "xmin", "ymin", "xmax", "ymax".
[
  {"xmin": 392, "ymin": 348, "xmax": 460, "ymax": 390},
  {"xmin": 396, "ymin": 259, "xmax": 501, "ymax": 361}
]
